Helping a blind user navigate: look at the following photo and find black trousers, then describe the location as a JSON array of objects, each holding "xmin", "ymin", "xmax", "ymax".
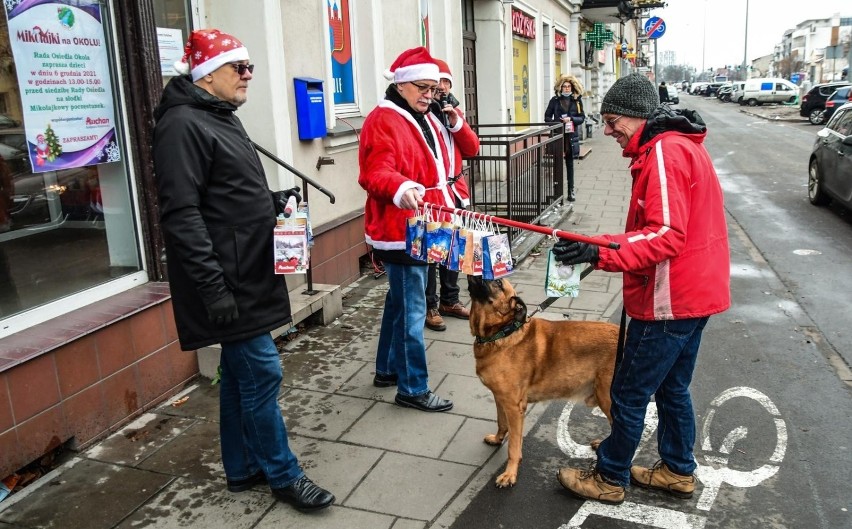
[
  {"xmin": 426, "ymin": 263, "xmax": 460, "ymax": 309},
  {"xmin": 565, "ymin": 150, "xmax": 575, "ymax": 193}
]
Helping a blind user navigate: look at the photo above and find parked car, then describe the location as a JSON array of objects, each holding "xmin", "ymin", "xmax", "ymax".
[
  {"xmin": 666, "ymin": 84, "xmax": 679, "ymax": 104},
  {"xmin": 728, "ymin": 81, "xmax": 747, "ymax": 104},
  {"xmin": 822, "ymin": 86, "xmax": 852, "ymax": 123},
  {"xmin": 741, "ymin": 78, "xmax": 798, "ymax": 106},
  {"xmin": 716, "ymin": 83, "xmax": 734, "ymax": 101},
  {"xmin": 702, "ymin": 82, "xmax": 725, "ymax": 97},
  {"xmin": 690, "ymin": 82, "xmax": 708, "ymax": 95},
  {"xmin": 801, "ymin": 81, "xmax": 851, "ymax": 125},
  {"xmin": 808, "ymin": 102, "xmax": 852, "ymax": 210}
]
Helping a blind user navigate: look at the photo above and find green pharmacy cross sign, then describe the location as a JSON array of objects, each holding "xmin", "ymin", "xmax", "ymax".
[{"xmin": 585, "ymin": 22, "xmax": 613, "ymax": 50}]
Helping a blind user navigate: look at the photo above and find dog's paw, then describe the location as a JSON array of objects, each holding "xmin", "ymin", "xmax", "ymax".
[
  {"xmin": 483, "ymin": 434, "xmax": 505, "ymax": 446},
  {"xmin": 590, "ymin": 438, "xmax": 602, "ymax": 451},
  {"xmin": 495, "ymin": 472, "xmax": 517, "ymax": 488}
]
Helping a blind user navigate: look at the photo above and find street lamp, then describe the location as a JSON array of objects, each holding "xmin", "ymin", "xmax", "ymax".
[{"xmin": 741, "ymin": 0, "xmax": 749, "ymax": 80}]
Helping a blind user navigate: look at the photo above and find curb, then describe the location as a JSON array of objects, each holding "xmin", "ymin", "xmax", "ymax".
[{"xmin": 738, "ymin": 108, "xmax": 808, "ymax": 123}]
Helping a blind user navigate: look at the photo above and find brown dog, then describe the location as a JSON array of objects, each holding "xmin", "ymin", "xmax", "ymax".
[{"xmin": 467, "ymin": 275, "xmax": 618, "ymax": 488}]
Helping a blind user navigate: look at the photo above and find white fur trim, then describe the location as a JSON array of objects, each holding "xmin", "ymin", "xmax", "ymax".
[
  {"xmin": 393, "ymin": 181, "xmax": 425, "ymax": 208},
  {"xmin": 440, "ymin": 73, "xmax": 453, "ymax": 84},
  {"xmin": 447, "ymin": 111, "xmax": 464, "ymax": 132},
  {"xmin": 174, "ymin": 60, "xmax": 190, "ymax": 75},
  {"xmin": 383, "ymin": 69, "xmax": 394, "ymax": 80},
  {"xmin": 191, "ymin": 47, "xmax": 250, "ymax": 81},
  {"xmin": 393, "ymin": 63, "xmax": 440, "ymax": 83}
]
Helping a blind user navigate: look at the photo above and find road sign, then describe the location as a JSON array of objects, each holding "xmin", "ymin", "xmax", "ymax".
[{"xmin": 644, "ymin": 16, "xmax": 666, "ymax": 39}]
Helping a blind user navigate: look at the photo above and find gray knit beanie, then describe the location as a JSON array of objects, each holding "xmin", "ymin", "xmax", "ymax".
[{"xmin": 600, "ymin": 73, "xmax": 660, "ymax": 118}]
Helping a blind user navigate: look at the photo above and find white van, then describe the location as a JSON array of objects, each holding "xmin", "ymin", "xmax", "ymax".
[{"xmin": 741, "ymin": 78, "xmax": 798, "ymax": 106}]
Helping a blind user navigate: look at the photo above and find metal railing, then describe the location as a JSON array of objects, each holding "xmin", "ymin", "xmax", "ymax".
[
  {"xmin": 461, "ymin": 122, "xmax": 568, "ymax": 246},
  {"xmin": 252, "ymin": 141, "xmax": 335, "ymax": 295}
]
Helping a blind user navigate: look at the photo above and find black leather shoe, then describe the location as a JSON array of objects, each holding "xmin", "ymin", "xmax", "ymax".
[
  {"xmin": 373, "ymin": 373, "xmax": 398, "ymax": 387},
  {"xmin": 395, "ymin": 391, "xmax": 453, "ymax": 412},
  {"xmin": 272, "ymin": 475, "xmax": 334, "ymax": 512},
  {"xmin": 226, "ymin": 470, "xmax": 267, "ymax": 493}
]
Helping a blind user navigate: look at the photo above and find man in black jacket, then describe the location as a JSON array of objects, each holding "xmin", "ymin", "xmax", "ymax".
[{"xmin": 153, "ymin": 28, "xmax": 333, "ymax": 512}]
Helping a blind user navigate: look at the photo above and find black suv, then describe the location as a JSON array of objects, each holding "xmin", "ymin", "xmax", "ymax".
[{"xmin": 800, "ymin": 81, "xmax": 851, "ymax": 125}]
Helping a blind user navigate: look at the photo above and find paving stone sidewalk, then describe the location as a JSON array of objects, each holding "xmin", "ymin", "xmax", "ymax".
[{"xmin": 0, "ymin": 129, "xmax": 631, "ymax": 529}]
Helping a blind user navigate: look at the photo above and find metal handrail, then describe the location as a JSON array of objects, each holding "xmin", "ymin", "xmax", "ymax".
[{"xmin": 252, "ymin": 141, "xmax": 336, "ymax": 295}]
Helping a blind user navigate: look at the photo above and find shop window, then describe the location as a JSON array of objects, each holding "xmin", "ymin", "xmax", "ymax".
[
  {"xmin": 152, "ymin": 0, "xmax": 193, "ymax": 84},
  {"xmin": 0, "ymin": 1, "xmax": 142, "ymax": 335},
  {"xmin": 327, "ymin": 0, "xmax": 359, "ymax": 116}
]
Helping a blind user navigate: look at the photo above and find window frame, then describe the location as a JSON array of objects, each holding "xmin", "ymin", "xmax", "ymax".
[{"xmin": 0, "ymin": 0, "xmax": 149, "ymax": 339}]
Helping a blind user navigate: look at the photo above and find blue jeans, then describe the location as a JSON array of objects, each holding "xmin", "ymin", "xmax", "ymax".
[
  {"xmin": 375, "ymin": 262, "xmax": 429, "ymax": 397},
  {"xmin": 596, "ymin": 317, "xmax": 709, "ymax": 487},
  {"xmin": 219, "ymin": 333, "xmax": 303, "ymax": 488}
]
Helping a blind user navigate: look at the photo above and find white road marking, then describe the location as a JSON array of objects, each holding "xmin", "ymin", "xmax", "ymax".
[{"xmin": 559, "ymin": 500, "xmax": 707, "ymax": 529}]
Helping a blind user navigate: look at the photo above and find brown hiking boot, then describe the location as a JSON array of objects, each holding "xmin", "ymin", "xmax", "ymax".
[
  {"xmin": 425, "ymin": 308, "xmax": 446, "ymax": 331},
  {"xmin": 630, "ymin": 460, "xmax": 695, "ymax": 499},
  {"xmin": 439, "ymin": 302, "xmax": 470, "ymax": 320},
  {"xmin": 557, "ymin": 464, "xmax": 625, "ymax": 505}
]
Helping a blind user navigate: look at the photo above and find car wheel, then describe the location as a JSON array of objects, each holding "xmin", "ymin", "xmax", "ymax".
[
  {"xmin": 747, "ymin": 98, "xmax": 758, "ymax": 106},
  {"xmin": 808, "ymin": 108, "xmax": 825, "ymax": 125},
  {"xmin": 808, "ymin": 158, "xmax": 830, "ymax": 206}
]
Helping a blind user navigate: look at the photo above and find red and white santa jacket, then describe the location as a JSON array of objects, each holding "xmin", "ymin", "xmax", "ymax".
[
  {"xmin": 427, "ymin": 108, "xmax": 480, "ymax": 206},
  {"xmin": 594, "ymin": 120, "xmax": 730, "ymax": 321},
  {"xmin": 359, "ymin": 99, "xmax": 459, "ymax": 251}
]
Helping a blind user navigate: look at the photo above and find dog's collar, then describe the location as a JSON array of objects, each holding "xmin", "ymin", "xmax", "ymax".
[{"xmin": 475, "ymin": 320, "xmax": 526, "ymax": 344}]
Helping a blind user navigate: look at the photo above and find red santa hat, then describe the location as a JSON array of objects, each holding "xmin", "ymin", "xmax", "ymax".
[
  {"xmin": 383, "ymin": 47, "xmax": 440, "ymax": 84},
  {"xmin": 173, "ymin": 28, "xmax": 250, "ymax": 82},
  {"xmin": 433, "ymin": 59, "xmax": 453, "ymax": 85}
]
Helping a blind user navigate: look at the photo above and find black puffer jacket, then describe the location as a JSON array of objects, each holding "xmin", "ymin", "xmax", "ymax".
[{"xmin": 153, "ymin": 75, "xmax": 291, "ymax": 350}]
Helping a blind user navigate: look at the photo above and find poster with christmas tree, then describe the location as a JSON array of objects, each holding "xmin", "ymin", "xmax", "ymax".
[{"xmin": 34, "ymin": 124, "xmax": 63, "ymax": 166}]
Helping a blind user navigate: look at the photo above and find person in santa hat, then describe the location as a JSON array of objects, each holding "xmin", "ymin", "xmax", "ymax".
[
  {"xmin": 422, "ymin": 58, "xmax": 479, "ymax": 332},
  {"xmin": 152, "ymin": 28, "xmax": 333, "ymax": 512},
  {"xmin": 358, "ymin": 46, "xmax": 455, "ymax": 412}
]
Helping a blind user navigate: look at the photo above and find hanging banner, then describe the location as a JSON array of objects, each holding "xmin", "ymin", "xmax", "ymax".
[
  {"xmin": 4, "ymin": 0, "xmax": 120, "ymax": 173},
  {"xmin": 328, "ymin": 0, "xmax": 355, "ymax": 105}
]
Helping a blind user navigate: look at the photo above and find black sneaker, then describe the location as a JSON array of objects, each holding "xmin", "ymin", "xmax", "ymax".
[
  {"xmin": 373, "ymin": 372, "xmax": 398, "ymax": 387},
  {"xmin": 272, "ymin": 475, "xmax": 335, "ymax": 512},
  {"xmin": 395, "ymin": 391, "xmax": 453, "ymax": 412},
  {"xmin": 226, "ymin": 470, "xmax": 267, "ymax": 493}
]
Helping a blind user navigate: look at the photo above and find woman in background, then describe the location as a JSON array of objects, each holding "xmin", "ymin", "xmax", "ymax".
[{"xmin": 545, "ymin": 75, "xmax": 585, "ymax": 202}]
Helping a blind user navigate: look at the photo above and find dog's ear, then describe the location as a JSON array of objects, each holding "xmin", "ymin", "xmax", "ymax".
[{"xmin": 511, "ymin": 296, "xmax": 528, "ymax": 322}]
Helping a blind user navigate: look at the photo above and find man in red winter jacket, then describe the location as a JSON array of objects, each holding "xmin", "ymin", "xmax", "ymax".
[
  {"xmin": 552, "ymin": 73, "xmax": 730, "ymax": 504},
  {"xmin": 358, "ymin": 47, "xmax": 458, "ymax": 412}
]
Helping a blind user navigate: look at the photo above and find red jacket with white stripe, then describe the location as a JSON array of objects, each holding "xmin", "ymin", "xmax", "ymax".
[
  {"xmin": 594, "ymin": 114, "xmax": 730, "ymax": 320},
  {"xmin": 427, "ymin": 108, "xmax": 480, "ymax": 206},
  {"xmin": 358, "ymin": 99, "xmax": 459, "ymax": 251}
]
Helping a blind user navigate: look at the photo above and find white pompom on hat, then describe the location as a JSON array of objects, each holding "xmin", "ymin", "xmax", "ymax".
[
  {"xmin": 173, "ymin": 28, "xmax": 250, "ymax": 82},
  {"xmin": 433, "ymin": 59, "xmax": 453, "ymax": 85},
  {"xmin": 383, "ymin": 47, "xmax": 440, "ymax": 84}
]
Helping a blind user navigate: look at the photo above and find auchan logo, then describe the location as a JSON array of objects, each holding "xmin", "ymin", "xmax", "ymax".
[{"xmin": 85, "ymin": 117, "xmax": 110, "ymax": 126}]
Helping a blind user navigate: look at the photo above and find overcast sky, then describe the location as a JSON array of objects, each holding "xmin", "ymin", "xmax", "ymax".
[{"xmin": 646, "ymin": 0, "xmax": 851, "ymax": 71}]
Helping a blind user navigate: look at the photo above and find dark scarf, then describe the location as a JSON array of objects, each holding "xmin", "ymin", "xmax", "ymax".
[{"xmin": 385, "ymin": 84, "xmax": 437, "ymax": 157}]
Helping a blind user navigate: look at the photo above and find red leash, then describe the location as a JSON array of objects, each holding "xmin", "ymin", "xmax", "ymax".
[{"xmin": 424, "ymin": 203, "xmax": 620, "ymax": 250}]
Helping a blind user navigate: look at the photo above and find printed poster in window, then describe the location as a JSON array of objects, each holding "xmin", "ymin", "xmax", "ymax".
[
  {"xmin": 4, "ymin": 0, "xmax": 120, "ymax": 173},
  {"xmin": 327, "ymin": 0, "xmax": 354, "ymax": 105}
]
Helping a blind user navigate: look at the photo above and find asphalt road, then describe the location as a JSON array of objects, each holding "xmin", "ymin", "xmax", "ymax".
[{"xmin": 449, "ymin": 97, "xmax": 852, "ymax": 529}]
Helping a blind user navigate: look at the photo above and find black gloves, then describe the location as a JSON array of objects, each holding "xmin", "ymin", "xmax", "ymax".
[
  {"xmin": 206, "ymin": 292, "xmax": 239, "ymax": 327},
  {"xmin": 272, "ymin": 187, "xmax": 302, "ymax": 215},
  {"xmin": 552, "ymin": 240, "xmax": 599, "ymax": 266}
]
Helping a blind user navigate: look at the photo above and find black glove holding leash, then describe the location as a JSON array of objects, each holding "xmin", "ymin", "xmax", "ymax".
[
  {"xmin": 552, "ymin": 239, "xmax": 599, "ymax": 266},
  {"xmin": 206, "ymin": 292, "xmax": 239, "ymax": 327},
  {"xmin": 272, "ymin": 187, "xmax": 302, "ymax": 216}
]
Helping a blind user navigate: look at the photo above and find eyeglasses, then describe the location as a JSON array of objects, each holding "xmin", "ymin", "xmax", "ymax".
[
  {"xmin": 409, "ymin": 81, "xmax": 439, "ymax": 95},
  {"xmin": 229, "ymin": 63, "xmax": 255, "ymax": 76},
  {"xmin": 603, "ymin": 115, "xmax": 623, "ymax": 129}
]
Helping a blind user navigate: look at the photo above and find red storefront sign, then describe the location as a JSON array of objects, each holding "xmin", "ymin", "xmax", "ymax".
[
  {"xmin": 511, "ymin": 8, "xmax": 536, "ymax": 39},
  {"xmin": 555, "ymin": 32, "xmax": 567, "ymax": 51}
]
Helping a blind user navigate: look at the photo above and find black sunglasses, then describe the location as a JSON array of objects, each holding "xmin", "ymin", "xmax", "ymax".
[{"xmin": 229, "ymin": 63, "xmax": 255, "ymax": 76}]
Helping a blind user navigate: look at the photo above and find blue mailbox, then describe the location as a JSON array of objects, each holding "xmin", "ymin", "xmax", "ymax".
[{"xmin": 293, "ymin": 77, "xmax": 327, "ymax": 140}]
